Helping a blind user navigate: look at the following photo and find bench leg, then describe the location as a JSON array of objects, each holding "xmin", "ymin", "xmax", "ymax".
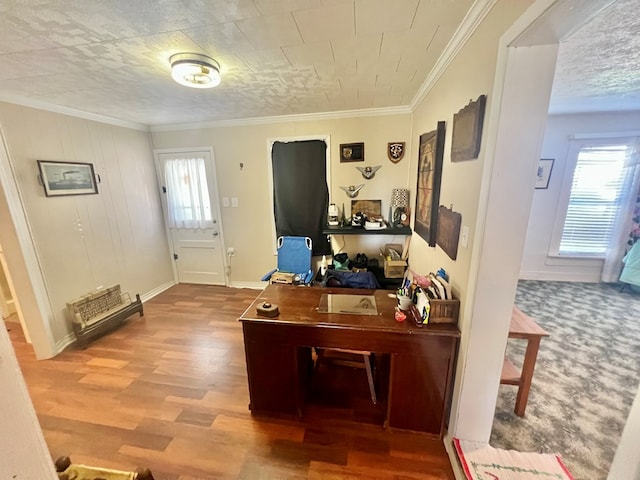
[{"xmin": 514, "ymin": 338, "xmax": 542, "ymax": 416}]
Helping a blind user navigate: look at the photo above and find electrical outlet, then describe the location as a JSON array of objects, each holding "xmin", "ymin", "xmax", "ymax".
[
  {"xmin": 227, "ymin": 247, "xmax": 235, "ymax": 256},
  {"xmin": 231, "ymin": 197, "xmax": 239, "ymax": 207},
  {"xmin": 222, "ymin": 197, "xmax": 229, "ymax": 207}
]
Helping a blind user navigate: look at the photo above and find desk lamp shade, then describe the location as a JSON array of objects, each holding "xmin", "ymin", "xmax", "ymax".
[
  {"xmin": 390, "ymin": 189, "xmax": 410, "ymax": 226},
  {"xmin": 391, "ymin": 188, "xmax": 409, "ymax": 208}
]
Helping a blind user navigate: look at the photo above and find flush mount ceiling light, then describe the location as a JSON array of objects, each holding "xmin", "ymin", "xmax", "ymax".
[{"xmin": 170, "ymin": 53, "xmax": 221, "ymax": 89}]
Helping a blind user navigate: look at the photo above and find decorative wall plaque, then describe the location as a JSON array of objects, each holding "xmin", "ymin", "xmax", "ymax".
[
  {"xmin": 436, "ymin": 205, "xmax": 462, "ymax": 260},
  {"xmin": 451, "ymin": 95, "xmax": 487, "ymax": 162}
]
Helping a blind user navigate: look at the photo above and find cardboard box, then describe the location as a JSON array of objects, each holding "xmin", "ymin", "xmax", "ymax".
[
  {"xmin": 383, "ymin": 243, "xmax": 406, "ymax": 278},
  {"xmin": 270, "ymin": 272, "xmax": 295, "ymax": 284}
]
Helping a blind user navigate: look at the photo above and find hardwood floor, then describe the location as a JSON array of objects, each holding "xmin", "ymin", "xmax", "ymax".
[{"xmin": 9, "ymin": 284, "xmax": 455, "ymax": 479}]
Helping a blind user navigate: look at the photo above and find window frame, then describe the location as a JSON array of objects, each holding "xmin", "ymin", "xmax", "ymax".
[{"xmin": 549, "ymin": 135, "xmax": 638, "ymax": 258}]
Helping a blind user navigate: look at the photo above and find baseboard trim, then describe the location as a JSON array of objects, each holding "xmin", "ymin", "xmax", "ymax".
[
  {"xmin": 55, "ymin": 332, "xmax": 77, "ymax": 354},
  {"xmin": 229, "ymin": 281, "xmax": 267, "ymax": 290},
  {"xmin": 141, "ymin": 281, "xmax": 176, "ymax": 302},
  {"xmin": 444, "ymin": 432, "xmax": 466, "ymax": 480},
  {"xmin": 519, "ymin": 271, "xmax": 601, "ymax": 282}
]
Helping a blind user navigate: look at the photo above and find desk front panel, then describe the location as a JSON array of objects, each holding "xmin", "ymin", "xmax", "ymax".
[{"xmin": 240, "ymin": 286, "xmax": 460, "ymax": 436}]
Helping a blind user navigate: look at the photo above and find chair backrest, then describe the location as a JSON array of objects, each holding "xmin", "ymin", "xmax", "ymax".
[{"xmin": 277, "ymin": 236, "xmax": 312, "ymax": 274}]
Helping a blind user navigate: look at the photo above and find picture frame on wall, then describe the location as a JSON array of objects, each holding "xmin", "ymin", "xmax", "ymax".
[
  {"xmin": 436, "ymin": 205, "xmax": 462, "ymax": 261},
  {"xmin": 340, "ymin": 142, "xmax": 364, "ymax": 162},
  {"xmin": 535, "ymin": 158, "xmax": 554, "ymax": 189},
  {"xmin": 414, "ymin": 121, "xmax": 446, "ymax": 246},
  {"xmin": 451, "ymin": 95, "xmax": 486, "ymax": 162},
  {"xmin": 37, "ymin": 160, "xmax": 99, "ymax": 197}
]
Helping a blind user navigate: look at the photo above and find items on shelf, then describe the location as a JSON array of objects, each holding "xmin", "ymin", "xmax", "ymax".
[
  {"xmin": 398, "ymin": 268, "xmax": 459, "ymax": 327},
  {"xmin": 327, "ymin": 203, "xmax": 339, "ymax": 226},
  {"xmin": 390, "ymin": 188, "xmax": 410, "ymax": 227}
]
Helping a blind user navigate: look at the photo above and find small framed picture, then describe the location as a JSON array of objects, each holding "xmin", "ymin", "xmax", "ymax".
[
  {"xmin": 37, "ymin": 160, "xmax": 99, "ymax": 197},
  {"xmin": 535, "ymin": 158, "xmax": 554, "ymax": 189},
  {"xmin": 340, "ymin": 142, "xmax": 364, "ymax": 162}
]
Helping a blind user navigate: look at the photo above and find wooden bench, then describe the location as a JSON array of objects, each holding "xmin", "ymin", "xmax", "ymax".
[
  {"xmin": 500, "ymin": 306, "xmax": 549, "ymax": 416},
  {"xmin": 67, "ymin": 284, "xmax": 143, "ymax": 348}
]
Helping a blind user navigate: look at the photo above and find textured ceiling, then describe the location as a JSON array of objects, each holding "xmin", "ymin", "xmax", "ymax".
[
  {"xmin": 0, "ymin": 0, "xmax": 474, "ymax": 126},
  {"xmin": 550, "ymin": 0, "xmax": 640, "ymax": 114},
  {"xmin": 0, "ymin": 0, "xmax": 637, "ymax": 127}
]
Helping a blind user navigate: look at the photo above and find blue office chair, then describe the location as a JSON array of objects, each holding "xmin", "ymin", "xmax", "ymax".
[{"xmin": 261, "ymin": 236, "xmax": 314, "ymax": 285}]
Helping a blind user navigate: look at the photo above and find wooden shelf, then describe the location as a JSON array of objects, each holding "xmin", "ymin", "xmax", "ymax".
[
  {"xmin": 500, "ymin": 357, "xmax": 521, "ymax": 385},
  {"xmin": 323, "ymin": 225, "xmax": 412, "ymax": 236}
]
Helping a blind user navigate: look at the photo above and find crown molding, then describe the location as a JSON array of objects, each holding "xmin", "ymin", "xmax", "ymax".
[
  {"xmin": 0, "ymin": 94, "xmax": 149, "ymax": 131},
  {"xmin": 409, "ymin": 0, "xmax": 497, "ymax": 111},
  {"xmin": 149, "ymin": 105, "xmax": 412, "ymax": 132}
]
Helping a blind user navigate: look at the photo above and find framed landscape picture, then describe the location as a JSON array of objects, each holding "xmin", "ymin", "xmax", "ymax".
[
  {"xmin": 414, "ymin": 121, "xmax": 446, "ymax": 246},
  {"xmin": 37, "ymin": 160, "xmax": 98, "ymax": 197},
  {"xmin": 535, "ymin": 158, "xmax": 554, "ymax": 189}
]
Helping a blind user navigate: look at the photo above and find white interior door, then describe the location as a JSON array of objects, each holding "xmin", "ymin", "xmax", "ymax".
[{"xmin": 156, "ymin": 149, "xmax": 226, "ymax": 285}]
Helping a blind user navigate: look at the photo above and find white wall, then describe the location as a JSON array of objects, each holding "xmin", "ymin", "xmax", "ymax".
[
  {"xmin": 0, "ymin": 102, "xmax": 174, "ymax": 349},
  {"xmin": 151, "ymin": 114, "xmax": 413, "ymax": 286},
  {"xmin": 410, "ymin": 0, "xmax": 537, "ymax": 440},
  {"xmin": 520, "ymin": 111, "xmax": 640, "ymax": 282},
  {"xmin": 0, "ymin": 322, "xmax": 57, "ymax": 479}
]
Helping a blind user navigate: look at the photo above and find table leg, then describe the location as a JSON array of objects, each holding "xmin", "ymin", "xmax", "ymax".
[{"xmin": 514, "ymin": 337, "xmax": 542, "ymax": 416}]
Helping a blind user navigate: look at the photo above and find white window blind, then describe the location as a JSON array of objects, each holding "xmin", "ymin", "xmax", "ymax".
[
  {"xmin": 164, "ymin": 157, "xmax": 213, "ymax": 229},
  {"xmin": 559, "ymin": 144, "xmax": 630, "ymax": 256}
]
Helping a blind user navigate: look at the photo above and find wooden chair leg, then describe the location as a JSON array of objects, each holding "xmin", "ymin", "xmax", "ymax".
[{"xmin": 363, "ymin": 354, "xmax": 377, "ymax": 404}]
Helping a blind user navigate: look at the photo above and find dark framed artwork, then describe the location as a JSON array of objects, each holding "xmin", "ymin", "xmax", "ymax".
[
  {"xmin": 37, "ymin": 160, "xmax": 98, "ymax": 197},
  {"xmin": 436, "ymin": 205, "xmax": 462, "ymax": 260},
  {"xmin": 451, "ymin": 95, "xmax": 486, "ymax": 162},
  {"xmin": 340, "ymin": 142, "xmax": 364, "ymax": 162},
  {"xmin": 415, "ymin": 121, "xmax": 446, "ymax": 246},
  {"xmin": 535, "ymin": 158, "xmax": 554, "ymax": 189}
]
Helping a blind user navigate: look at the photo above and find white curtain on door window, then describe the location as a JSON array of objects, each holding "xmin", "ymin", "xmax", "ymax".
[{"xmin": 164, "ymin": 157, "xmax": 213, "ymax": 229}]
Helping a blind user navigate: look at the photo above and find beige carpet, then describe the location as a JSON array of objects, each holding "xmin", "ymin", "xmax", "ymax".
[{"xmin": 454, "ymin": 438, "xmax": 574, "ymax": 480}]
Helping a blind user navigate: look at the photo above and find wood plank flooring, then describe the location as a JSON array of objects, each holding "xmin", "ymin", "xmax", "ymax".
[{"xmin": 9, "ymin": 284, "xmax": 455, "ymax": 479}]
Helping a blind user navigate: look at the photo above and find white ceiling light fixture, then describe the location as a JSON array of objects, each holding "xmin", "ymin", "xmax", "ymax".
[{"xmin": 170, "ymin": 53, "xmax": 221, "ymax": 89}]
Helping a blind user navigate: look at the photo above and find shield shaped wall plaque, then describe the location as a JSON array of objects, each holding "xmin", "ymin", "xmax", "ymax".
[{"xmin": 387, "ymin": 142, "xmax": 405, "ymax": 163}]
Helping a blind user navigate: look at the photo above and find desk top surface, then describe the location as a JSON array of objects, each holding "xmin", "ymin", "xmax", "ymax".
[{"xmin": 240, "ymin": 284, "xmax": 459, "ymax": 336}]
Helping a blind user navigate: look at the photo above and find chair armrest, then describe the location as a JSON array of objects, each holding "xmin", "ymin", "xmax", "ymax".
[
  {"xmin": 261, "ymin": 269, "xmax": 277, "ymax": 282},
  {"xmin": 303, "ymin": 269, "xmax": 313, "ymax": 284}
]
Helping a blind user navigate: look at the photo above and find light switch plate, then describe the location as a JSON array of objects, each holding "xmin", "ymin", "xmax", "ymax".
[{"xmin": 461, "ymin": 226, "xmax": 469, "ymax": 248}]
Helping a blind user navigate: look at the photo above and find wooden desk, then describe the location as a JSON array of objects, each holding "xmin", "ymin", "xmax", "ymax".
[
  {"xmin": 500, "ymin": 306, "xmax": 549, "ymax": 416},
  {"xmin": 239, "ymin": 284, "xmax": 460, "ymax": 437}
]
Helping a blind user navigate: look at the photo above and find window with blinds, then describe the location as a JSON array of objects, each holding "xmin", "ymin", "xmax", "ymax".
[{"xmin": 559, "ymin": 144, "xmax": 631, "ymax": 256}]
